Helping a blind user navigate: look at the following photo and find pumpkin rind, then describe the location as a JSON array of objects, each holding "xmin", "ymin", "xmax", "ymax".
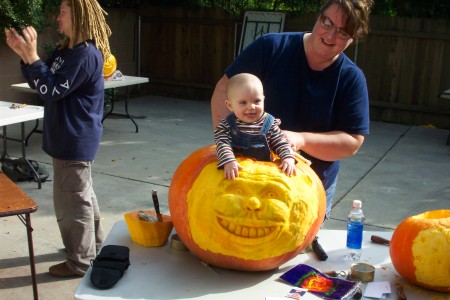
[
  {"xmin": 389, "ymin": 210, "xmax": 450, "ymax": 292},
  {"xmin": 168, "ymin": 145, "xmax": 326, "ymax": 271}
]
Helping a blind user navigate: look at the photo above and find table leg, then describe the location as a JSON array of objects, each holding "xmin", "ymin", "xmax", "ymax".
[
  {"xmin": 123, "ymin": 97, "xmax": 139, "ymax": 133},
  {"xmin": 101, "ymin": 89, "xmax": 115, "ymax": 123},
  {"xmin": 1, "ymin": 126, "xmax": 7, "ymax": 161},
  {"xmin": 21, "ymin": 123, "xmax": 42, "ymax": 189},
  {"xmin": 25, "ymin": 119, "xmax": 42, "ymax": 147},
  {"xmin": 101, "ymin": 88, "xmax": 139, "ymax": 133},
  {"xmin": 18, "ymin": 213, "xmax": 39, "ymax": 300}
]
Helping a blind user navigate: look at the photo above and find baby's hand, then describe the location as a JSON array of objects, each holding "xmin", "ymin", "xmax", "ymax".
[
  {"xmin": 223, "ymin": 161, "xmax": 243, "ymax": 180},
  {"xmin": 279, "ymin": 158, "xmax": 296, "ymax": 177}
]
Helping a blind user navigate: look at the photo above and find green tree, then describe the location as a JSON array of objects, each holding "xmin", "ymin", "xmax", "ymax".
[
  {"xmin": 1, "ymin": 0, "xmax": 449, "ymax": 41},
  {"xmin": 0, "ymin": 0, "xmax": 45, "ymax": 38}
]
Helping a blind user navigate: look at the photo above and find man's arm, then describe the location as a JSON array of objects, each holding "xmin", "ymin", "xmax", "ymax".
[
  {"xmin": 283, "ymin": 130, "xmax": 365, "ymax": 162},
  {"xmin": 211, "ymin": 74, "xmax": 230, "ymax": 128}
]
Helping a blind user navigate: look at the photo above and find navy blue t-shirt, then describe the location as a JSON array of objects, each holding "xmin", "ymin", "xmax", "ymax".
[
  {"xmin": 21, "ymin": 40, "xmax": 104, "ymax": 161},
  {"xmin": 226, "ymin": 33, "xmax": 370, "ymax": 189}
]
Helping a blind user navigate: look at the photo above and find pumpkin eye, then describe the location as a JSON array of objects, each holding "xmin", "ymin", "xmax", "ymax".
[
  {"xmin": 261, "ymin": 188, "xmax": 292, "ymax": 206},
  {"xmin": 263, "ymin": 190, "xmax": 280, "ymax": 200},
  {"xmin": 234, "ymin": 189, "xmax": 244, "ymax": 195},
  {"xmin": 224, "ymin": 184, "xmax": 247, "ymax": 196}
]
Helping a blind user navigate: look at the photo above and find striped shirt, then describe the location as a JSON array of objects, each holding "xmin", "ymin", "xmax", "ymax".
[{"xmin": 214, "ymin": 113, "xmax": 296, "ymax": 168}]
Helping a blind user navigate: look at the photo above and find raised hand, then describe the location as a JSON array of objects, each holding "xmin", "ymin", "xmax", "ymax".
[
  {"xmin": 5, "ymin": 28, "xmax": 27, "ymax": 61},
  {"xmin": 19, "ymin": 26, "xmax": 40, "ymax": 64},
  {"xmin": 4, "ymin": 26, "xmax": 40, "ymax": 64}
]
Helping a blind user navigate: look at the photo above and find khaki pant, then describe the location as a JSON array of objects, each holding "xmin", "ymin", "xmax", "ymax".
[{"xmin": 52, "ymin": 158, "xmax": 104, "ymax": 275}]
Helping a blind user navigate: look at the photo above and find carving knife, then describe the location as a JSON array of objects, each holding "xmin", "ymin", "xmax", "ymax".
[
  {"xmin": 312, "ymin": 236, "xmax": 328, "ymax": 261},
  {"xmin": 152, "ymin": 190, "xmax": 163, "ymax": 222}
]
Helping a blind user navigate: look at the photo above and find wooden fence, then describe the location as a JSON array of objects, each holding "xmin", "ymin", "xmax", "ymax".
[
  {"xmin": 139, "ymin": 6, "xmax": 237, "ymax": 99},
  {"xmin": 137, "ymin": 6, "xmax": 450, "ymax": 128},
  {"xmin": 355, "ymin": 17, "xmax": 450, "ymax": 128},
  {"xmin": 1, "ymin": 6, "xmax": 449, "ymax": 128}
]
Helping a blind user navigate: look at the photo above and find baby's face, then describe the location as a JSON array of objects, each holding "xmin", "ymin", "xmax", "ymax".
[{"xmin": 227, "ymin": 84, "xmax": 265, "ymax": 123}]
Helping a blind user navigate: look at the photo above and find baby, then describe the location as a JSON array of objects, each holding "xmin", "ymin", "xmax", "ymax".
[{"xmin": 214, "ymin": 73, "xmax": 296, "ymax": 180}]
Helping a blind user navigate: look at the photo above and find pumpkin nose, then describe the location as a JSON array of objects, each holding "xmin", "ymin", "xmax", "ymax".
[{"xmin": 244, "ymin": 197, "xmax": 261, "ymax": 211}]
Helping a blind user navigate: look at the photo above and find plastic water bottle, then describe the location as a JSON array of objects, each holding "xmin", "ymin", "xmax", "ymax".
[{"xmin": 345, "ymin": 200, "xmax": 365, "ymax": 261}]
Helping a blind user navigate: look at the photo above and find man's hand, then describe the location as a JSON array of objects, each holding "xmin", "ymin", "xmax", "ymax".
[
  {"xmin": 223, "ymin": 161, "xmax": 243, "ymax": 180},
  {"xmin": 283, "ymin": 130, "xmax": 305, "ymax": 152}
]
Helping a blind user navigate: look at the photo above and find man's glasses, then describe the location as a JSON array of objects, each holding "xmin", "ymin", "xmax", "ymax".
[{"xmin": 319, "ymin": 14, "xmax": 352, "ymax": 40}]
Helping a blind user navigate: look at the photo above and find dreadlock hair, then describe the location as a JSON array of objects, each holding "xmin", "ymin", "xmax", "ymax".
[{"xmin": 61, "ymin": 0, "xmax": 112, "ymax": 59}]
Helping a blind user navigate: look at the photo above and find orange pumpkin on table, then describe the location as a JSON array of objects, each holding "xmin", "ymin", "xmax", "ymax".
[
  {"xmin": 389, "ymin": 209, "xmax": 450, "ymax": 292},
  {"xmin": 168, "ymin": 145, "xmax": 326, "ymax": 271},
  {"xmin": 103, "ymin": 54, "xmax": 117, "ymax": 79}
]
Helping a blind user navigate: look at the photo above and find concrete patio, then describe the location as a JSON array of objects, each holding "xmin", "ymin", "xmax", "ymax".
[{"xmin": 1, "ymin": 95, "xmax": 449, "ymax": 299}]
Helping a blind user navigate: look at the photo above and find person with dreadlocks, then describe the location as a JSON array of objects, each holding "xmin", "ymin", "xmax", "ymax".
[{"xmin": 5, "ymin": 0, "xmax": 112, "ymax": 277}]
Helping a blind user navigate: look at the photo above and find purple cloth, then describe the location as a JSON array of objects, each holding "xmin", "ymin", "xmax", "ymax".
[{"xmin": 280, "ymin": 264, "xmax": 360, "ymax": 300}]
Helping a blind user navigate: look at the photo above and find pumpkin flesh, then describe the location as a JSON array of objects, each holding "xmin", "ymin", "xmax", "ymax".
[{"xmin": 188, "ymin": 158, "xmax": 319, "ymax": 260}]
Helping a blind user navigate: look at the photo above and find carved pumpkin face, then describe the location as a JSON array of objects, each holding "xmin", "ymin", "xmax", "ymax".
[
  {"xmin": 389, "ymin": 210, "xmax": 450, "ymax": 292},
  {"xmin": 168, "ymin": 146, "xmax": 326, "ymax": 271},
  {"xmin": 103, "ymin": 54, "xmax": 117, "ymax": 78}
]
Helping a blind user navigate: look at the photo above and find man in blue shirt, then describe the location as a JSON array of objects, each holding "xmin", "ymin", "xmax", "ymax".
[{"xmin": 211, "ymin": 0, "xmax": 373, "ymax": 219}]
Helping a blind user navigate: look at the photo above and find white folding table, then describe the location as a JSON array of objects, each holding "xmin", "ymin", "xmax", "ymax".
[
  {"xmin": 75, "ymin": 220, "xmax": 444, "ymax": 300},
  {"xmin": 0, "ymin": 101, "xmax": 44, "ymax": 188}
]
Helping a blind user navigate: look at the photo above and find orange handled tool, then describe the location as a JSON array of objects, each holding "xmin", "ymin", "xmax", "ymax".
[{"xmin": 371, "ymin": 235, "xmax": 390, "ymax": 246}]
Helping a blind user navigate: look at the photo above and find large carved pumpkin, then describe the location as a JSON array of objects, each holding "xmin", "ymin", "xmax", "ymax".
[
  {"xmin": 389, "ymin": 210, "xmax": 450, "ymax": 292},
  {"xmin": 168, "ymin": 145, "xmax": 326, "ymax": 271}
]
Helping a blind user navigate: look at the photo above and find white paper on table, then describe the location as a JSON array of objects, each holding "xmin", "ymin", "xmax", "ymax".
[
  {"xmin": 364, "ymin": 281, "xmax": 391, "ymax": 298},
  {"xmin": 265, "ymin": 286, "xmax": 308, "ymax": 300}
]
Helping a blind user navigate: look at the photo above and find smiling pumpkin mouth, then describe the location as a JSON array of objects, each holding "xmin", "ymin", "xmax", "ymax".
[{"xmin": 218, "ymin": 217, "xmax": 278, "ymax": 238}]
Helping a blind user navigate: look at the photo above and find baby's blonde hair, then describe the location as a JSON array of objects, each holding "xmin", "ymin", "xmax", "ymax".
[{"xmin": 226, "ymin": 73, "xmax": 264, "ymax": 100}]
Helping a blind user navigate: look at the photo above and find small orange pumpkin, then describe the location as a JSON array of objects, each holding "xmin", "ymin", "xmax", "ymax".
[
  {"xmin": 389, "ymin": 209, "xmax": 450, "ymax": 292},
  {"xmin": 103, "ymin": 54, "xmax": 117, "ymax": 79},
  {"xmin": 168, "ymin": 145, "xmax": 326, "ymax": 271}
]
